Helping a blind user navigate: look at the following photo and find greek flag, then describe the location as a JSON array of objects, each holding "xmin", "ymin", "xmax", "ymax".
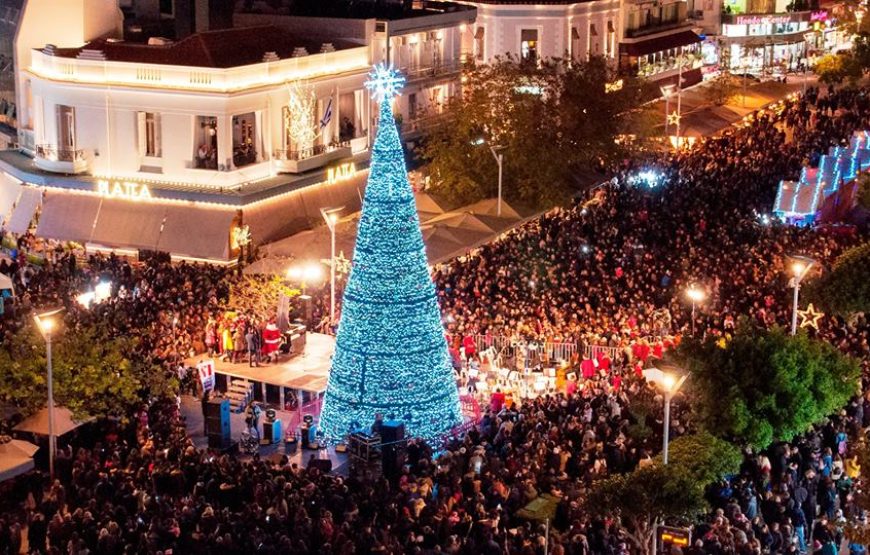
[{"xmin": 320, "ymin": 96, "xmax": 333, "ymax": 129}]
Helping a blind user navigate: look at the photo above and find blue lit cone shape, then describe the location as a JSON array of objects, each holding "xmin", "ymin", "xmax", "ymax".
[{"xmin": 319, "ymin": 99, "xmax": 462, "ymax": 442}]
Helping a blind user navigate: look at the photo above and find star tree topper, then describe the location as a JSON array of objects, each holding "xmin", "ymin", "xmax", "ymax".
[
  {"xmin": 365, "ymin": 63, "xmax": 405, "ymax": 102},
  {"xmin": 798, "ymin": 303, "xmax": 824, "ymax": 330}
]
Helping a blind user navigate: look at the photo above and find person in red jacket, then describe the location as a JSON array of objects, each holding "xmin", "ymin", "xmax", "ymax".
[{"xmin": 262, "ymin": 322, "xmax": 282, "ymax": 363}]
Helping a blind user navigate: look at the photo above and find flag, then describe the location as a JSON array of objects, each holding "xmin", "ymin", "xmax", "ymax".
[{"xmin": 320, "ymin": 96, "xmax": 333, "ymax": 129}]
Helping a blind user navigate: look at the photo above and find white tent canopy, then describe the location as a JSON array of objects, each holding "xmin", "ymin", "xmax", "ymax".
[
  {"xmin": 0, "ymin": 438, "xmax": 39, "ymax": 482},
  {"xmin": 13, "ymin": 406, "xmax": 85, "ymax": 436}
]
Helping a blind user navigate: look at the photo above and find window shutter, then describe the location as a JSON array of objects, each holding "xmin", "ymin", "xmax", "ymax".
[
  {"xmin": 154, "ymin": 113, "xmax": 162, "ymax": 157},
  {"xmin": 136, "ymin": 111, "xmax": 146, "ymax": 156}
]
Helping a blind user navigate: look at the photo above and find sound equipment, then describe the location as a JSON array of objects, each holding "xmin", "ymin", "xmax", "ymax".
[
  {"xmin": 300, "ymin": 422, "xmax": 317, "ymax": 449},
  {"xmin": 381, "ymin": 421, "xmax": 406, "ymax": 478},
  {"xmin": 308, "ymin": 458, "xmax": 332, "ymax": 473},
  {"xmin": 206, "ymin": 398, "xmax": 231, "ymax": 449},
  {"xmin": 348, "ymin": 432, "xmax": 381, "ymax": 462},
  {"xmin": 262, "ymin": 419, "xmax": 282, "ymax": 445}
]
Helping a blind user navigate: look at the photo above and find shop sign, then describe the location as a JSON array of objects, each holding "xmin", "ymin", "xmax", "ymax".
[
  {"xmin": 735, "ymin": 15, "xmax": 791, "ymax": 25},
  {"xmin": 327, "ymin": 162, "xmax": 357, "ymax": 185},
  {"xmin": 810, "ymin": 10, "xmax": 828, "ymax": 21},
  {"xmin": 96, "ymin": 179, "xmax": 153, "ymax": 200}
]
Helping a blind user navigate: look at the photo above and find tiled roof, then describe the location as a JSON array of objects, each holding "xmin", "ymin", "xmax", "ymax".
[{"xmin": 44, "ymin": 25, "xmax": 359, "ymax": 69}]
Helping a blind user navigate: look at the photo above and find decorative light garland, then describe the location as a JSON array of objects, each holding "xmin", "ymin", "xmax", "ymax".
[{"xmin": 319, "ymin": 65, "xmax": 462, "ymax": 442}]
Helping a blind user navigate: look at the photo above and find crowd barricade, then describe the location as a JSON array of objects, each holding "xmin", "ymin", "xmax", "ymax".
[
  {"xmin": 583, "ymin": 345, "xmax": 623, "ymax": 361},
  {"xmin": 459, "ymin": 394, "xmax": 482, "ymax": 421},
  {"xmin": 470, "ymin": 335, "xmax": 578, "ymax": 368}
]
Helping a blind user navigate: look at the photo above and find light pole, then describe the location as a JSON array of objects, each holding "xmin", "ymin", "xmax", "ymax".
[
  {"xmin": 34, "ymin": 309, "xmax": 63, "ymax": 479},
  {"xmin": 657, "ymin": 371, "xmax": 687, "ymax": 465},
  {"xmin": 676, "ymin": 45, "xmax": 684, "ymax": 145},
  {"xmin": 472, "ymin": 137, "xmax": 506, "ymax": 217},
  {"xmin": 320, "ymin": 206, "xmax": 344, "ymax": 325},
  {"xmin": 788, "ymin": 255, "xmax": 816, "ymax": 335},
  {"xmin": 685, "ymin": 285, "xmax": 707, "ymax": 337},
  {"xmin": 660, "ymin": 84, "xmax": 676, "ymax": 138}
]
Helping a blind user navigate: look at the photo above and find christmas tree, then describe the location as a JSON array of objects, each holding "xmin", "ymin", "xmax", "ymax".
[{"xmin": 319, "ymin": 65, "xmax": 462, "ymax": 441}]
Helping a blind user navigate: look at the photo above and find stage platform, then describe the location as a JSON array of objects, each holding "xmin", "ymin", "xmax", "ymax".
[{"xmin": 187, "ymin": 332, "xmax": 336, "ymax": 394}]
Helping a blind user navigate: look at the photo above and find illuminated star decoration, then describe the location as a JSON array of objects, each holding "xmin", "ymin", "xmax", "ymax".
[
  {"xmin": 667, "ymin": 111, "xmax": 682, "ymax": 126},
  {"xmin": 364, "ymin": 63, "xmax": 406, "ymax": 102},
  {"xmin": 798, "ymin": 303, "xmax": 824, "ymax": 330},
  {"xmin": 319, "ymin": 251, "xmax": 352, "ymax": 276}
]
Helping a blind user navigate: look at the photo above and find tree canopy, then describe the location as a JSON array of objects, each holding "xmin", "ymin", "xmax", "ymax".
[
  {"xmin": 0, "ymin": 322, "xmax": 175, "ymax": 422},
  {"xmin": 586, "ymin": 463, "xmax": 707, "ymax": 555},
  {"xmin": 653, "ymin": 431, "xmax": 743, "ymax": 484},
  {"xmin": 807, "ymin": 241, "xmax": 870, "ymax": 316},
  {"xmin": 418, "ymin": 56, "xmax": 653, "ymax": 208},
  {"xmin": 679, "ymin": 327, "xmax": 860, "ymax": 450}
]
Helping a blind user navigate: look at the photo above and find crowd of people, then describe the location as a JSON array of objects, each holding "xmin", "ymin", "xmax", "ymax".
[{"xmin": 0, "ymin": 84, "xmax": 869, "ymax": 554}]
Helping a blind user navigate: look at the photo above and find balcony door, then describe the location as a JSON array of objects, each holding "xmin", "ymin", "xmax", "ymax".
[{"xmin": 56, "ymin": 105, "xmax": 75, "ymax": 150}]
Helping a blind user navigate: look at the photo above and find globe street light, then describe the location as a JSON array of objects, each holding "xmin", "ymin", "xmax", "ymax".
[
  {"xmin": 685, "ymin": 285, "xmax": 707, "ymax": 337},
  {"xmin": 34, "ymin": 308, "xmax": 63, "ymax": 479},
  {"xmin": 788, "ymin": 255, "xmax": 816, "ymax": 335}
]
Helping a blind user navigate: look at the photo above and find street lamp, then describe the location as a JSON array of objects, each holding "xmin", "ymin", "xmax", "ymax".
[
  {"xmin": 287, "ymin": 262, "xmax": 324, "ymax": 296},
  {"xmin": 34, "ymin": 308, "xmax": 63, "ymax": 479},
  {"xmin": 685, "ymin": 285, "xmax": 707, "ymax": 337},
  {"xmin": 472, "ymin": 137, "xmax": 506, "ymax": 217},
  {"xmin": 788, "ymin": 255, "xmax": 816, "ymax": 335},
  {"xmin": 320, "ymin": 206, "xmax": 344, "ymax": 326},
  {"xmin": 652, "ymin": 369, "xmax": 688, "ymax": 465},
  {"xmin": 660, "ymin": 84, "xmax": 676, "ymax": 137}
]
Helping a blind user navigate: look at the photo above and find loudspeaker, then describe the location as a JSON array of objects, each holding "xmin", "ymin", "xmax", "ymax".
[
  {"xmin": 381, "ymin": 421, "xmax": 406, "ymax": 478},
  {"xmin": 206, "ymin": 399, "xmax": 231, "ymax": 449},
  {"xmin": 381, "ymin": 421, "xmax": 405, "ymax": 444},
  {"xmin": 308, "ymin": 458, "xmax": 332, "ymax": 473},
  {"xmin": 262, "ymin": 420, "xmax": 282, "ymax": 445}
]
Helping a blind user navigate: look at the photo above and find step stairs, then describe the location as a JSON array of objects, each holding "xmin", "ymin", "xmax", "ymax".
[{"xmin": 226, "ymin": 379, "xmax": 253, "ymax": 412}]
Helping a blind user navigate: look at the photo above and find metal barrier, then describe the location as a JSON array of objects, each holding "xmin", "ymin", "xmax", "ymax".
[
  {"xmin": 469, "ymin": 334, "xmax": 577, "ymax": 368},
  {"xmin": 583, "ymin": 345, "xmax": 623, "ymax": 360}
]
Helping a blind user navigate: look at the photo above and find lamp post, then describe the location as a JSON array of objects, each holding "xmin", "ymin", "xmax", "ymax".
[
  {"xmin": 472, "ymin": 138, "xmax": 506, "ymax": 217},
  {"xmin": 685, "ymin": 285, "xmax": 707, "ymax": 337},
  {"xmin": 287, "ymin": 263, "xmax": 324, "ymax": 327},
  {"xmin": 657, "ymin": 371, "xmax": 688, "ymax": 465},
  {"xmin": 788, "ymin": 255, "xmax": 816, "ymax": 335},
  {"xmin": 34, "ymin": 309, "xmax": 63, "ymax": 479},
  {"xmin": 660, "ymin": 84, "xmax": 676, "ymax": 137},
  {"xmin": 320, "ymin": 206, "xmax": 344, "ymax": 325}
]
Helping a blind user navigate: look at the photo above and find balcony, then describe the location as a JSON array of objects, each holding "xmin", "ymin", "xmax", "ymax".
[
  {"xmin": 34, "ymin": 144, "xmax": 91, "ymax": 174},
  {"xmin": 273, "ymin": 141, "xmax": 352, "ymax": 174},
  {"xmin": 624, "ymin": 19, "xmax": 690, "ymax": 38},
  {"xmin": 397, "ymin": 60, "xmax": 464, "ymax": 83}
]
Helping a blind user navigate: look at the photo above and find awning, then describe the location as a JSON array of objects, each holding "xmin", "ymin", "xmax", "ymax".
[
  {"xmin": 14, "ymin": 406, "xmax": 85, "ymax": 436},
  {"xmin": 0, "ymin": 172, "xmax": 22, "ymax": 225},
  {"xmin": 621, "ymin": 30, "xmax": 702, "ymax": 57},
  {"xmin": 90, "ymin": 198, "xmax": 166, "ymax": 251},
  {"xmin": 156, "ymin": 205, "xmax": 235, "ymax": 260},
  {"xmin": 0, "ymin": 439, "xmax": 38, "ymax": 482},
  {"xmin": 35, "ymin": 192, "xmax": 101, "ymax": 243},
  {"xmin": 6, "ymin": 186, "xmax": 42, "ymax": 234}
]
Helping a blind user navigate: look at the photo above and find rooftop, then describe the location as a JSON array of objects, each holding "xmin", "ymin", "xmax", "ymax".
[
  {"xmin": 240, "ymin": 0, "xmax": 475, "ymax": 20},
  {"xmin": 42, "ymin": 25, "xmax": 360, "ymax": 69}
]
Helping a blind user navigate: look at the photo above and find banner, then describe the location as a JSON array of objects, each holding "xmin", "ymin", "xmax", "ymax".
[{"xmin": 197, "ymin": 360, "xmax": 216, "ymax": 392}]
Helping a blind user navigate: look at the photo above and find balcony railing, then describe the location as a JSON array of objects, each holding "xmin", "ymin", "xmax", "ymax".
[
  {"xmin": 35, "ymin": 144, "xmax": 86, "ymax": 162},
  {"xmin": 624, "ymin": 19, "xmax": 690, "ymax": 38},
  {"xmin": 34, "ymin": 144, "xmax": 90, "ymax": 174},
  {"xmin": 273, "ymin": 140, "xmax": 353, "ymax": 174},
  {"xmin": 396, "ymin": 60, "xmax": 464, "ymax": 82},
  {"xmin": 273, "ymin": 140, "xmax": 350, "ymax": 162}
]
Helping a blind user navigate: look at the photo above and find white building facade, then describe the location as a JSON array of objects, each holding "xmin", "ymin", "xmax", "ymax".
[{"xmin": 0, "ymin": 0, "xmax": 474, "ymax": 262}]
